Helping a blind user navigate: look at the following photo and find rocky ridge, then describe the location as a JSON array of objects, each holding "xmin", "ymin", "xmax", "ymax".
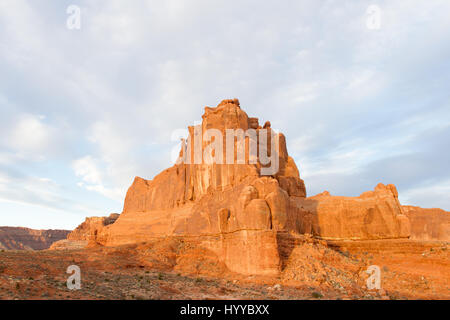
[
  {"xmin": 51, "ymin": 99, "xmax": 450, "ymax": 277},
  {"xmin": 0, "ymin": 227, "xmax": 70, "ymax": 250}
]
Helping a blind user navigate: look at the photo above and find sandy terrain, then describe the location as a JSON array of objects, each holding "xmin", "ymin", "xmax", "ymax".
[{"xmin": 0, "ymin": 238, "xmax": 447, "ymax": 300}]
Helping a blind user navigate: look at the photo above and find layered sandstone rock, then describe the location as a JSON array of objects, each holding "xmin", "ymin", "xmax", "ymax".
[
  {"xmin": 49, "ymin": 213, "xmax": 120, "ymax": 250},
  {"xmin": 55, "ymin": 99, "xmax": 450, "ymax": 276},
  {"xmin": 67, "ymin": 213, "xmax": 120, "ymax": 242},
  {"xmin": 122, "ymin": 99, "xmax": 305, "ymax": 214},
  {"xmin": 402, "ymin": 206, "xmax": 450, "ymax": 241},
  {"xmin": 49, "ymin": 239, "xmax": 88, "ymax": 250},
  {"xmin": 95, "ymin": 99, "xmax": 306, "ymax": 274},
  {"xmin": 291, "ymin": 183, "xmax": 411, "ymax": 240},
  {"xmin": 88, "ymin": 100, "xmax": 415, "ymax": 275},
  {"xmin": 0, "ymin": 227, "xmax": 70, "ymax": 250}
]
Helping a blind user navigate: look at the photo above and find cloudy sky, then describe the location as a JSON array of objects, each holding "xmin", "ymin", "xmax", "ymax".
[{"xmin": 0, "ymin": 0, "xmax": 449, "ymax": 229}]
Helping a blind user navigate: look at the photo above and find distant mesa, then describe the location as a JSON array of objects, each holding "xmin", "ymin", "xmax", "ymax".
[
  {"xmin": 52, "ymin": 99, "xmax": 450, "ymax": 275},
  {"xmin": 0, "ymin": 227, "xmax": 69, "ymax": 250}
]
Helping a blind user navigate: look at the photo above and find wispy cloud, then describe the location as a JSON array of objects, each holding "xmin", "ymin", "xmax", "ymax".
[{"xmin": 0, "ymin": 0, "xmax": 449, "ymax": 228}]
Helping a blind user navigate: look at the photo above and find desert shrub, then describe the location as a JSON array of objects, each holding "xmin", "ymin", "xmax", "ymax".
[{"xmin": 195, "ymin": 277, "xmax": 203, "ymax": 284}]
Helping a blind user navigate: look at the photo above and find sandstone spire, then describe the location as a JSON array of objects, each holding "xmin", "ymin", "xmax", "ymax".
[{"xmin": 58, "ymin": 99, "xmax": 423, "ymax": 275}]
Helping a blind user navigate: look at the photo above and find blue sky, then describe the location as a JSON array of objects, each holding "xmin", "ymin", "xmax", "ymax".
[{"xmin": 0, "ymin": 0, "xmax": 449, "ymax": 229}]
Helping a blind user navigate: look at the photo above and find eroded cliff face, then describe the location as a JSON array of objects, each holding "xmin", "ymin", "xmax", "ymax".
[
  {"xmin": 291, "ymin": 184, "xmax": 411, "ymax": 240},
  {"xmin": 50, "ymin": 213, "xmax": 120, "ymax": 250},
  {"xmin": 49, "ymin": 213, "xmax": 119, "ymax": 250},
  {"xmin": 67, "ymin": 213, "xmax": 120, "ymax": 241},
  {"xmin": 86, "ymin": 99, "xmax": 414, "ymax": 275},
  {"xmin": 0, "ymin": 227, "xmax": 70, "ymax": 250},
  {"xmin": 402, "ymin": 206, "xmax": 450, "ymax": 241},
  {"xmin": 121, "ymin": 99, "xmax": 305, "ymax": 214},
  {"xmin": 95, "ymin": 100, "xmax": 307, "ymax": 274},
  {"xmin": 53, "ymin": 99, "xmax": 448, "ymax": 275}
]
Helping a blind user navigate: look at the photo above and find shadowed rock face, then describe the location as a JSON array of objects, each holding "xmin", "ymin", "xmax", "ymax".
[
  {"xmin": 402, "ymin": 206, "xmax": 450, "ymax": 240},
  {"xmin": 67, "ymin": 213, "xmax": 120, "ymax": 242},
  {"xmin": 0, "ymin": 227, "xmax": 70, "ymax": 250},
  {"xmin": 94, "ymin": 99, "xmax": 310, "ymax": 275},
  {"xmin": 121, "ymin": 99, "xmax": 306, "ymax": 215},
  {"xmin": 49, "ymin": 213, "xmax": 120, "ymax": 250},
  {"xmin": 55, "ymin": 99, "xmax": 447, "ymax": 275},
  {"xmin": 292, "ymin": 183, "xmax": 411, "ymax": 240}
]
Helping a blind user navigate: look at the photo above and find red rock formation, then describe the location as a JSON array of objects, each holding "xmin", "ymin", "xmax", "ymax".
[
  {"xmin": 0, "ymin": 227, "xmax": 70, "ymax": 250},
  {"xmin": 292, "ymin": 183, "xmax": 411, "ymax": 240},
  {"xmin": 49, "ymin": 239, "xmax": 88, "ymax": 250},
  {"xmin": 67, "ymin": 213, "xmax": 120, "ymax": 242},
  {"xmin": 402, "ymin": 206, "xmax": 450, "ymax": 241},
  {"xmin": 54, "ymin": 99, "xmax": 447, "ymax": 275},
  {"xmin": 49, "ymin": 213, "xmax": 120, "ymax": 250},
  {"xmin": 94, "ymin": 99, "xmax": 308, "ymax": 274},
  {"xmin": 87, "ymin": 100, "xmax": 413, "ymax": 275}
]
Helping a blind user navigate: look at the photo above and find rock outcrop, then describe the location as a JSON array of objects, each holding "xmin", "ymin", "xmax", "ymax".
[
  {"xmin": 402, "ymin": 206, "xmax": 450, "ymax": 241},
  {"xmin": 53, "ymin": 99, "xmax": 449, "ymax": 275},
  {"xmin": 75, "ymin": 99, "xmax": 414, "ymax": 275},
  {"xmin": 50, "ymin": 213, "xmax": 119, "ymax": 250},
  {"xmin": 67, "ymin": 213, "xmax": 120, "ymax": 242},
  {"xmin": 293, "ymin": 183, "xmax": 411, "ymax": 240},
  {"xmin": 94, "ymin": 99, "xmax": 308, "ymax": 275},
  {"xmin": 0, "ymin": 227, "xmax": 70, "ymax": 250}
]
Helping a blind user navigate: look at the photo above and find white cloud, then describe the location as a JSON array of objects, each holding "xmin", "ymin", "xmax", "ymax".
[
  {"xmin": 400, "ymin": 180, "xmax": 450, "ymax": 211},
  {"xmin": 1, "ymin": 0, "xmax": 450, "ymax": 228},
  {"xmin": 0, "ymin": 0, "xmax": 44, "ymax": 66},
  {"xmin": 7, "ymin": 114, "xmax": 53, "ymax": 155},
  {"xmin": 72, "ymin": 155, "xmax": 125, "ymax": 201},
  {"xmin": 73, "ymin": 155, "xmax": 102, "ymax": 185},
  {"xmin": 0, "ymin": 169, "xmax": 105, "ymax": 222},
  {"xmin": 84, "ymin": 184, "xmax": 124, "ymax": 201}
]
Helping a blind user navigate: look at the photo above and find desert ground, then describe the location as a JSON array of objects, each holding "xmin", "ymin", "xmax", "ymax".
[{"xmin": 0, "ymin": 237, "xmax": 448, "ymax": 300}]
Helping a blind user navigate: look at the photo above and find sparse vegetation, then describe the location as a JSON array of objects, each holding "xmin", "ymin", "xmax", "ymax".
[
  {"xmin": 195, "ymin": 277, "xmax": 203, "ymax": 283},
  {"xmin": 0, "ymin": 240, "xmax": 447, "ymax": 300}
]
